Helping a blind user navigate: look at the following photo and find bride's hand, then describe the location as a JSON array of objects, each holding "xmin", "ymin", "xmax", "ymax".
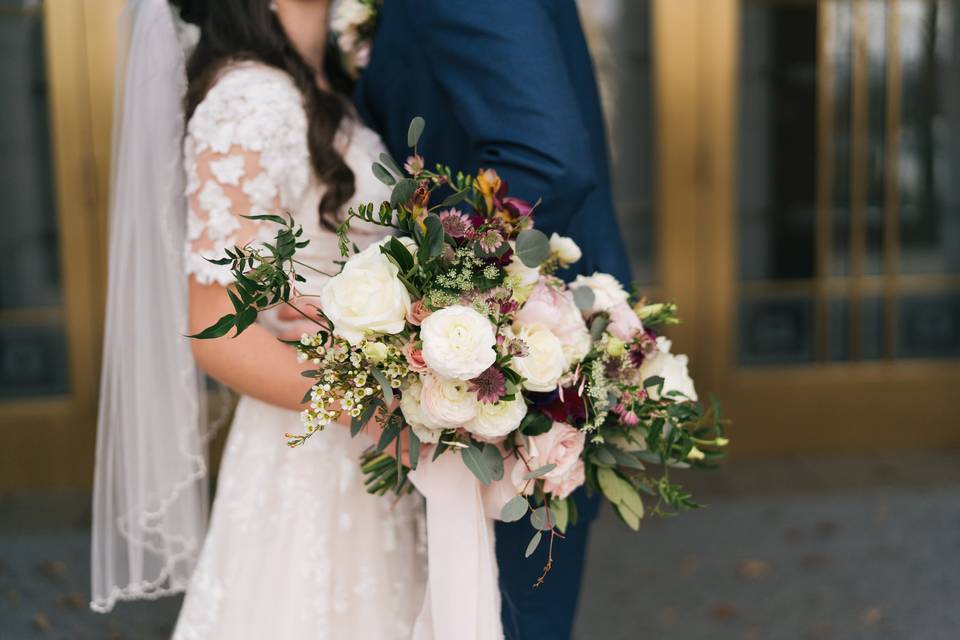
[{"xmin": 276, "ymin": 297, "xmax": 323, "ymax": 342}]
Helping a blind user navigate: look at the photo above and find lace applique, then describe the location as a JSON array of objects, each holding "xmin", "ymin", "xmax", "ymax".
[{"xmin": 183, "ymin": 63, "xmax": 310, "ymax": 286}]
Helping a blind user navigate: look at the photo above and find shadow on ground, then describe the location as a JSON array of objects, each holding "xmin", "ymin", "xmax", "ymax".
[{"xmin": 2, "ymin": 451, "xmax": 958, "ymax": 639}]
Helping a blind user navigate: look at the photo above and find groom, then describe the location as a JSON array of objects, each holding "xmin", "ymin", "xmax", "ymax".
[{"xmin": 353, "ymin": 0, "xmax": 631, "ymax": 637}]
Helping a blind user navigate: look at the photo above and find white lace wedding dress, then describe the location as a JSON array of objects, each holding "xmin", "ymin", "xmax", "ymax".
[{"xmin": 172, "ymin": 62, "xmax": 426, "ymax": 640}]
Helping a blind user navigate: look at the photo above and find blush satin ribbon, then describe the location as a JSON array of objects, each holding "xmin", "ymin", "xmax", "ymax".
[{"xmin": 408, "ymin": 451, "xmax": 507, "ymax": 640}]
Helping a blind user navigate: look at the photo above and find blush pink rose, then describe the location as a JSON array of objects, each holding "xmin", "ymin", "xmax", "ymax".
[
  {"xmin": 511, "ymin": 421, "xmax": 586, "ymax": 500},
  {"xmin": 402, "ymin": 340, "xmax": 429, "ymax": 373},
  {"xmin": 406, "ymin": 299, "xmax": 432, "ymax": 326},
  {"xmin": 608, "ymin": 302, "xmax": 644, "ymax": 342},
  {"xmin": 515, "ymin": 280, "xmax": 591, "ymax": 364}
]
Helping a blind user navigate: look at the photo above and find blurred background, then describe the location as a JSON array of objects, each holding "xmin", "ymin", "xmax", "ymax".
[{"xmin": 0, "ymin": 0, "xmax": 957, "ymax": 638}]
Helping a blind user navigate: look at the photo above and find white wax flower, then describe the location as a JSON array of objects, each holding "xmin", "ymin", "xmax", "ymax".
[
  {"xmin": 466, "ymin": 396, "xmax": 529, "ymax": 440},
  {"xmin": 419, "ymin": 305, "xmax": 497, "ymax": 380},
  {"xmin": 510, "ymin": 324, "xmax": 567, "ymax": 393},
  {"xmin": 320, "ymin": 241, "xmax": 411, "ymax": 345}
]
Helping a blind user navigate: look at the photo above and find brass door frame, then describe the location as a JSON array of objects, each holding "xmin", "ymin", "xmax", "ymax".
[
  {"xmin": 653, "ymin": 0, "xmax": 960, "ymax": 456},
  {"xmin": 0, "ymin": 0, "xmax": 122, "ymax": 490}
]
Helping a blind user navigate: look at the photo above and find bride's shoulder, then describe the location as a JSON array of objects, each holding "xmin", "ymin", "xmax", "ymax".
[{"xmin": 186, "ymin": 61, "xmax": 306, "ymax": 153}]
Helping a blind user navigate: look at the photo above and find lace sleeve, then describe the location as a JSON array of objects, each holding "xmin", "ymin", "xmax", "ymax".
[{"xmin": 183, "ymin": 64, "xmax": 310, "ymax": 286}]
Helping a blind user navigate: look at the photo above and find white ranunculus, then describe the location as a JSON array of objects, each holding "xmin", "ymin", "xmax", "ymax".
[
  {"xmin": 399, "ymin": 378, "xmax": 443, "ymax": 444},
  {"xmin": 466, "ymin": 396, "xmax": 528, "ymax": 440},
  {"xmin": 320, "ymin": 241, "xmax": 411, "ymax": 345},
  {"xmin": 549, "ymin": 233, "xmax": 582, "ymax": 265},
  {"xmin": 419, "ymin": 305, "xmax": 497, "ymax": 380},
  {"xmin": 418, "ymin": 373, "xmax": 478, "ymax": 430},
  {"xmin": 572, "ymin": 272, "xmax": 629, "ymax": 312},
  {"xmin": 511, "ymin": 324, "xmax": 567, "ymax": 393},
  {"xmin": 640, "ymin": 337, "xmax": 698, "ymax": 401}
]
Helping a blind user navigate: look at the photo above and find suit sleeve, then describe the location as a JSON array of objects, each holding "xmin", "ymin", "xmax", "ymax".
[{"xmin": 409, "ymin": 0, "xmax": 597, "ymax": 234}]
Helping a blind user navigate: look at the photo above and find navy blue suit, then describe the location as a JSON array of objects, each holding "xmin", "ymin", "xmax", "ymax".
[{"xmin": 354, "ymin": 1, "xmax": 630, "ymax": 637}]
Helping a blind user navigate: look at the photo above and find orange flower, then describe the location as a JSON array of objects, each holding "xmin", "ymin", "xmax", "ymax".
[{"xmin": 475, "ymin": 168, "xmax": 502, "ymax": 212}]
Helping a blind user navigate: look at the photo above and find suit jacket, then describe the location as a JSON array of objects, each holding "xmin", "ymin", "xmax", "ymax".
[{"xmin": 353, "ymin": 0, "xmax": 632, "ymax": 285}]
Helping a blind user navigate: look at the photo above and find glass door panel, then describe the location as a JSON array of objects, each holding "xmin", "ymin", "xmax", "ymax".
[
  {"xmin": 737, "ymin": 0, "xmax": 959, "ymax": 366},
  {"xmin": 0, "ymin": 0, "xmax": 70, "ymax": 398}
]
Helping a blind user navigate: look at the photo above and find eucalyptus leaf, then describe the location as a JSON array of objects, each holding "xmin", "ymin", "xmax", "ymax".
[
  {"xmin": 379, "ymin": 152, "xmax": 403, "ymax": 177},
  {"xmin": 572, "ymin": 286, "xmax": 595, "ymax": 311},
  {"xmin": 530, "ymin": 506, "xmax": 551, "ymax": 531},
  {"xmin": 525, "ymin": 531, "xmax": 543, "ymax": 558},
  {"xmin": 372, "ymin": 162, "xmax": 397, "ymax": 186},
  {"xmin": 371, "ymin": 367, "xmax": 394, "ymax": 405},
  {"xmin": 461, "ymin": 441, "xmax": 494, "ymax": 486},
  {"xmin": 390, "ymin": 178, "xmax": 417, "ymax": 209},
  {"xmin": 514, "ymin": 229, "xmax": 550, "ymax": 268},
  {"xmin": 551, "ymin": 497, "xmax": 569, "ymax": 534},
  {"xmin": 523, "ymin": 463, "xmax": 556, "ymax": 480},
  {"xmin": 408, "ymin": 428, "xmax": 421, "ymax": 470},
  {"xmin": 439, "ymin": 189, "xmax": 467, "ymax": 207},
  {"xmin": 482, "ymin": 443, "xmax": 504, "ymax": 481},
  {"xmin": 499, "ymin": 495, "xmax": 529, "ymax": 523},
  {"xmin": 519, "ymin": 412, "xmax": 552, "ymax": 436},
  {"xmin": 407, "ymin": 116, "xmax": 426, "ymax": 147}
]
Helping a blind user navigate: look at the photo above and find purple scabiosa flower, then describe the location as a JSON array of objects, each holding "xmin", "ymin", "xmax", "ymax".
[
  {"xmin": 468, "ymin": 366, "xmax": 507, "ymax": 404},
  {"xmin": 477, "ymin": 229, "xmax": 505, "ymax": 254},
  {"xmin": 438, "ymin": 208, "xmax": 472, "ymax": 238}
]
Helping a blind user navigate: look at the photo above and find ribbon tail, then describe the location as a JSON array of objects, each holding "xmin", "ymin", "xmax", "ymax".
[{"xmin": 409, "ymin": 452, "xmax": 504, "ymax": 640}]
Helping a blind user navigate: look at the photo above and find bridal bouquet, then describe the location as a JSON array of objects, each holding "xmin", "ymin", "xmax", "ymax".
[{"xmin": 193, "ymin": 118, "xmax": 728, "ymax": 570}]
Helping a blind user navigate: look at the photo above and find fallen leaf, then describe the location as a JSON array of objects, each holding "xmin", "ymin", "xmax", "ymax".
[
  {"xmin": 57, "ymin": 593, "xmax": 86, "ymax": 610},
  {"xmin": 861, "ymin": 607, "xmax": 882, "ymax": 625},
  {"xmin": 658, "ymin": 607, "xmax": 678, "ymax": 625},
  {"xmin": 799, "ymin": 553, "xmax": 831, "ymax": 571},
  {"xmin": 32, "ymin": 612, "xmax": 53, "ymax": 632},
  {"xmin": 815, "ymin": 520, "xmax": 838, "ymax": 538},
  {"xmin": 38, "ymin": 560, "xmax": 67, "ymax": 581},
  {"xmin": 680, "ymin": 554, "xmax": 700, "ymax": 576},
  {"xmin": 738, "ymin": 559, "xmax": 771, "ymax": 580},
  {"xmin": 711, "ymin": 603, "xmax": 739, "ymax": 620}
]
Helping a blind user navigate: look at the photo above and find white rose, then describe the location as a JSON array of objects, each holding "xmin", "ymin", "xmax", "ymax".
[
  {"xmin": 320, "ymin": 241, "xmax": 411, "ymax": 345},
  {"xmin": 467, "ymin": 396, "xmax": 528, "ymax": 441},
  {"xmin": 511, "ymin": 324, "xmax": 567, "ymax": 393},
  {"xmin": 399, "ymin": 378, "xmax": 443, "ymax": 444},
  {"xmin": 549, "ymin": 233, "xmax": 582, "ymax": 265},
  {"xmin": 572, "ymin": 272, "xmax": 629, "ymax": 312},
  {"xmin": 418, "ymin": 373, "xmax": 478, "ymax": 430},
  {"xmin": 331, "ymin": 0, "xmax": 373, "ymax": 33},
  {"xmin": 639, "ymin": 337, "xmax": 698, "ymax": 401},
  {"xmin": 419, "ymin": 305, "xmax": 497, "ymax": 380}
]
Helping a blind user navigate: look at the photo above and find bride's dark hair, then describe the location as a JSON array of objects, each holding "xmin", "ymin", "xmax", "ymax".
[{"xmin": 171, "ymin": 0, "xmax": 355, "ymax": 229}]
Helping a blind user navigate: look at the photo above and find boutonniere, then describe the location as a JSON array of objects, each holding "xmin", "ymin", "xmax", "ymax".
[{"xmin": 330, "ymin": 0, "xmax": 381, "ymax": 79}]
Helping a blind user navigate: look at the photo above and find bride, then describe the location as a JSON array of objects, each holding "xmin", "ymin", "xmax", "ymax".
[{"xmin": 91, "ymin": 0, "xmax": 426, "ymax": 637}]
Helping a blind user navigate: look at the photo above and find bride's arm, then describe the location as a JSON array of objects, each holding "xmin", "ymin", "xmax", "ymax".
[{"xmin": 188, "ymin": 279, "xmax": 312, "ymax": 412}]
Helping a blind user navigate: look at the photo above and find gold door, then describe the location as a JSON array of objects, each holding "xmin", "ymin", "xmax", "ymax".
[
  {"xmin": 0, "ymin": 0, "xmax": 122, "ymax": 490},
  {"xmin": 653, "ymin": 0, "xmax": 960, "ymax": 455}
]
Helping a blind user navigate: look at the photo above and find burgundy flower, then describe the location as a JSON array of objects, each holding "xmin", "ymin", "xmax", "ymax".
[
  {"xmin": 468, "ymin": 367, "xmax": 507, "ymax": 404},
  {"xmin": 502, "ymin": 196, "xmax": 533, "ymax": 218},
  {"xmin": 542, "ymin": 388, "xmax": 587, "ymax": 424}
]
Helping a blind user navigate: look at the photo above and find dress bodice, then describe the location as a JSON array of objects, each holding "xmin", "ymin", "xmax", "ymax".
[{"xmin": 183, "ymin": 61, "xmax": 391, "ymax": 294}]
